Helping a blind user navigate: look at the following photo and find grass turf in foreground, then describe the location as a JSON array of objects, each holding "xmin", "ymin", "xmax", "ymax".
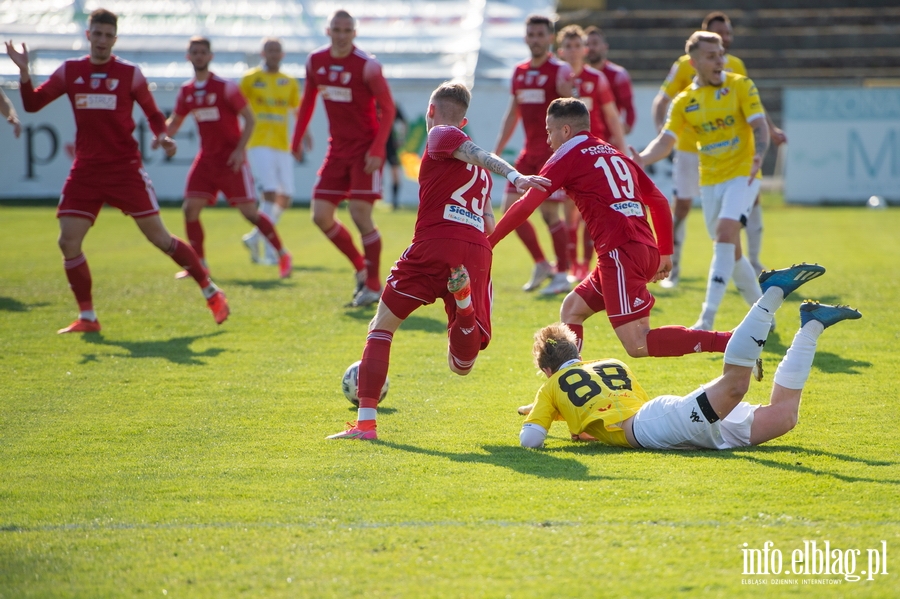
[{"xmin": 0, "ymin": 201, "xmax": 898, "ymax": 598}]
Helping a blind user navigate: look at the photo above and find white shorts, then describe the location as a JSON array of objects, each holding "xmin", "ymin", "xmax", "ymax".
[
  {"xmin": 632, "ymin": 387, "xmax": 759, "ymax": 450},
  {"xmin": 247, "ymin": 147, "xmax": 294, "ymax": 196},
  {"xmin": 700, "ymin": 176, "xmax": 761, "ymax": 239},
  {"xmin": 672, "ymin": 150, "xmax": 700, "ymax": 201}
]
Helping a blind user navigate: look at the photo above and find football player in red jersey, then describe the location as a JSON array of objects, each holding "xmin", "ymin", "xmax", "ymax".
[
  {"xmin": 585, "ymin": 26, "xmax": 636, "ymax": 136},
  {"xmin": 166, "ymin": 37, "xmax": 292, "ymax": 280},
  {"xmin": 490, "ymin": 98, "xmax": 732, "ymax": 363},
  {"xmin": 6, "ymin": 8, "xmax": 230, "ymax": 332},
  {"xmin": 291, "ymin": 10, "xmax": 396, "ymax": 308},
  {"xmin": 328, "ymin": 82, "xmax": 550, "ymax": 440},
  {"xmin": 494, "ymin": 14, "xmax": 574, "ymax": 295}
]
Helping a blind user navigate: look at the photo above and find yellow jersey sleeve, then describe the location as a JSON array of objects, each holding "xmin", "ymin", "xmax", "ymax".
[{"xmin": 524, "ymin": 359, "xmax": 650, "ymax": 448}]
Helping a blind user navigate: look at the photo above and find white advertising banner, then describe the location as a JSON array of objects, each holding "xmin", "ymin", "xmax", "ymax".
[
  {"xmin": 0, "ymin": 80, "xmax": 664, "ymax": 205},
  {"xmin": 784, "ymin": 88, "xmax": 900, "ymax": 204}
]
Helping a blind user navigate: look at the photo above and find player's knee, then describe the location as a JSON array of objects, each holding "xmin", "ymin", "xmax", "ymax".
[
  {"xmin": 623, "ymin": 342, "xmax": 649, "ymax": 359},
  {"xmin": 726, "ymin": 377, "xmax": 751, "ymax": 402}
]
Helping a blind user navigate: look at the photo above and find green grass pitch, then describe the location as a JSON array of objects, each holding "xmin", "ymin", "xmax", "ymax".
[{"xmin": 1, "ymin": 196, "xmax": 898, "ymax": 598}]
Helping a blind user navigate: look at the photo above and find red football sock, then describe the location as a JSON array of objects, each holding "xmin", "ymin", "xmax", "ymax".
[
  {"xmin": 185, "ymin": 219, "xmax": 205, "ymax": 259},
  {"xmin": 646, "ymin": 326, "xmax": 733, "ymax": 357},
  {"xmin": 324, "ymin": 222, "xmax": 365, "ymax": 272},
  {"xmin": 358, "ymin": 329, "xmax": 393, "ymax": 410},
  {"xmin": 515, "ymin": 221, "xmax": 545, "ymax": 263},
  {"xmin": 361, "ymin": 229, "xmax": 382, "ymax": 291},
  {"xmin": 448, "ymin": 306, "xmax": 480, "ymax": 373},
  {"xmin": 567, "ymin": 226, "xmax": 578, "ymax": 272},
  {"xmin": 254, "ymin": 212, "xmax": 283, "ymax": 253},
  {"xmin": 564, "ymin": 322, "xmax": 584, "ymax": 353},
  {"xmin": 549, "ymin": 221, "xmax": 569, "ymax": 272},
  {"xmin": 166, "ymin": 237, "xmax": 211, "ymax": 287},
  {"xmin": 64, "ymin": 253, "xmax": 93, "ymax": 312}
]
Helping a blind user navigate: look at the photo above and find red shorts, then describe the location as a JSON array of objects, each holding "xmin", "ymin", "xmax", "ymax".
[
  {"xmin": 185, "ymin": 158, "xmax": 256, "ymax": 206},
  {"xmin": 382, "ymin": 238, "xmax": 493, "ymax": 349},
  {"xmin": 57, "ymin": 162, "xmax": 160, "ymax": 223},
  {"xmin": 313, "ymin": 153, "xmax": 382, "ymax": 203},
  {"xmin": 574, "ymin": 240, "xmax": 659, "ymax": 326},
  {"xmin": 505, "ymin": 151, "xmax": 565, "ymax": 201}
]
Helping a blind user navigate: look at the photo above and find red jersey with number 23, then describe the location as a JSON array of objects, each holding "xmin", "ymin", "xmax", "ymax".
[
  {"xmin": 489, "ymin": 133, "xmax": 673, "ymax": 257},
  {"xmin": 413, "ymin": 125, "xmax": 492, "ymax": 248},
  {"xmin": 174, "ymin": 74, "xmax": 247, "ymax": 163}
]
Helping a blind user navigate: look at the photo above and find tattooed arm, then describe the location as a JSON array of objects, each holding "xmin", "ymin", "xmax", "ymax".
[
  {"xmin": 453, "ymin": 140, "xmax": 550, "ymax": 193},
  {"xmin": 748, "ymin": 116, "xmax": 770, "ymax": 182}
]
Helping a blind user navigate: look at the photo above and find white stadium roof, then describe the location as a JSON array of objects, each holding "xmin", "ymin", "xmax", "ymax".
[{"xmin": 1, "ymin": 0, "xmax": 557, "ymax": 83}]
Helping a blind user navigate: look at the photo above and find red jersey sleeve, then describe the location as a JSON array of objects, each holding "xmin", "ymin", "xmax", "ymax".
[
  {"xmin": 291, "ymin": 58, "xmax": 319, "ymax": 152},
  {"xmin": 223, "ymin": 79, "xmax": 247, "ymax": 113},
  {"xmin": 615, "ymin": 71, "xmax": 635, "ymax": 129},
  {"xmin": 174, "ymin": 86, "xmax": 191, "ymax": 117},
  {"xmin": 635, "ymin": 162, "xmax": 674, "ymax": 255},
  {"xmin": 426, "ymin": 126, "xmax": 468, "ymax": 160},
  {"xmin": 363, "ymin": 60, "xmax": 395, "ymax": 159},
  {"xmin": 20, "ymin": 64, "xmax": 67, "ymax": 113},
  {"xmin": 131, "ymin": 66, "xmax": 166, "ymax": 137},
  {"xmin": 596, "ymin": 71, "xmax": 615, "ymax": 106},
  {"xmin": 556, "ymin": 62, "xmax": 573, "ymax": 95}
]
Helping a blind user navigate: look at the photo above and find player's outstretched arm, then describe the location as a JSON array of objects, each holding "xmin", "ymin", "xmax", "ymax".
[
  {"xmin": 493, "ymin": 96, "xmax": 520, "ymax": 155},
  {"xmin": 452, "ymin": 140, "xmax": 550, "ymax": 193},
  {"xmin": 632, "ymin": 130, "xmax": 676, "ymax": 169},
  {"xmin": 748, "ymin": 116, "xmax": 770, "ymax": 182},
  {"xmin": 6, "ymin": 41, "xmax": 30, "ymax": 84},
  {"xmin": 0, "ymin": 88, "xmax": 21, "ymax": 138}
]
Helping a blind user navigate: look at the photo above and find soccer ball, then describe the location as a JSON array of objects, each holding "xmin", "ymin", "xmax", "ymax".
[{"xmin": 341, "ymin": 360, "xmax": 389, "ymax": 407}]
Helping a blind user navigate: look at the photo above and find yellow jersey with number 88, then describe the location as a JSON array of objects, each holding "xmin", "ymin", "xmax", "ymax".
[{"xmin": 525, "ymin": 359, "xmax": 650, "ymax": 448}]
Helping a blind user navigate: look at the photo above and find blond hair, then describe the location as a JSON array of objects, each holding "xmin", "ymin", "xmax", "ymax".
[
  {"xmin": 533, "ymin": 324, "xmax": 580, "ymax": 373},
  {"xmin": 557, "ymin": 24, "xmax": 585, "ymax": 46},
  {"xmin": 685, "ymin": 31, "xmax": 722, "ymax": 55},
  {"xmin": 430, "ymin": 81, "xmax": 471, "ymax": 121}
]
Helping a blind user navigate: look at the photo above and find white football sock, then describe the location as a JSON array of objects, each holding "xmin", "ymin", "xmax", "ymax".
[
  {"xmin": 79, "ymin": 310, "xmax": 97, "ymax": 322},
  {"xmin": 357, "ymin": 407, "xmax": 377, "ymax": 422},
  {"xmin": 746, "ymin": 202, "xmax": 764, "ymax": 271},
  {"xmin": 773, "ymin": 323, "xmax": 822, "ymax": 389},
  {"xmin": 732, "ymin": 256, "xmax": 762, "ymax": 306},
  {"xmin": 723, "ymin": 297, "xmax": 776, "ymax": 367},
  {"xmin": 698, "ymin": 241, "xmax": 736, "ymax": 327}
]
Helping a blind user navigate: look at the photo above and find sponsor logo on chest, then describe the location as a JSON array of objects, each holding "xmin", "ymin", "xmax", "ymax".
[
  {"xmin": 193, "ymin": 106, "xmax": 221, "ymax": 122},
  {"xmin": 75, "ymin": 94, "xmax": 117, "ymax": 110},
  {"xmin": 443, "ymin": 204, "xmax": 484, "ymax": 232},
  {"xmin": 610, "ymin": 201, "xmax": 644, "ymax": 218},
  {"xmin": 320, "ymin": 86, "xmax": 352, "ymax": 103}
]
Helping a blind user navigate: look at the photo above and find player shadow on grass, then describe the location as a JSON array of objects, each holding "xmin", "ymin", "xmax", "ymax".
[
  {"xmin": 378, "ymin": 441, "xmax": 629, "ymax": 481},
  {"xmin": 78, "ymin": 331, "xmax": 227, "ymax": 365},
  {"xmin": 692, "ymin": 445, "xmax": 900, "ymax": 485},
  {"xmin": 0, "ymin": 297, "xmax": 51, "ymax": 312},
  {"xmin": 343, "ymin": 311, "xmax": 447, "ymax": 334}
]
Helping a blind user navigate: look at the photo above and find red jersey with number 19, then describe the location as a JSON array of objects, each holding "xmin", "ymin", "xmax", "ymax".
[
  {"xmin": 489, "ymin": 133, "xmax": 673, "ymax": 257},
  {"xmin": 412, "ymin": 126, "xmax": 492, "ymax": 248},
  {"xmin": 19, "ymin": 55, "xmax": 167, "ymax": 169},
  {"xmin": 174, "ymin": 74, "xmax": 247, "ymax": 162}
]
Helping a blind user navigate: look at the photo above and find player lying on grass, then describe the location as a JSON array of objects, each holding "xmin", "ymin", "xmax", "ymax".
[{"xmin": 518, "ymin": 263, "xmax": 862, "ymax": 450}]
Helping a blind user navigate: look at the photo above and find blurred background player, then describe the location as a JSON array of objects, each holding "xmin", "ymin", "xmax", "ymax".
[
  {"xmin": 490, "ymin": 98, "xmax": 732, "ymax": 363},
  {"xmin": 240, "ymin": 37, "xmax": 311, "ymax": 265},
  {"xmin": 519, "ymin": 264, "xmax": 860, "ymax": 450},
  {"xmin": 0, "ymin": 87, "xmax": 21, "ymax": 137},
  {"xmin": 585, "ymin": 26, "xmax": 635, "ymax": 136},
  {"xmin": 5, "ymin": 10, "xmax": 229, "ymax": 332},
  {"xmin": 635, "ymin": 31, "xmax": 769, "ymax": 332},
  {"xmin": 652, "ymin": 12, "xmax": 786, "ymax": 288},
  {"xmin": 494, "ymin": 14, "xmax": 574, "ymax": 294},
  {"xmin": 167, "ymin": 37, "xmax": 292, "ymax": 280},
  {"xmin": 556, "ymin": 24, "xmax": 625, "ymax": 286},
  {"xmin": 291, "ymin": 10, "xmax": 396, "ymax": 308},
  {"xmin": 328, "ymin": 82, "xmax": 550, "ymax": 440},
  {"xmin": 385, "ymin": 105, "xmax": 408, "ymax": 209}
]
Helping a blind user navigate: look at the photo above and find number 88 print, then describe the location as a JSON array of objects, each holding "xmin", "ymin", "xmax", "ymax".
[{"xmin": 557, "ymin": 361, "xmax": 633, "ymax": 407}]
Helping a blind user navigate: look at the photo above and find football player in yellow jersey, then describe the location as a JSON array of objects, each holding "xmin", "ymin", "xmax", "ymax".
[
  {"xmin": 634, "ymin": 31, "xmax": 768, "ymax": 332},
  {"xmin": 240, "ymin": 38, "xmax": 312, "ymax": 264},
  {"xmin": 651, "ymin": 13, "xmax": 786, "ymax": 288},
  {"xmin": 520, "ymin": 264, "xmax": 862, "ymax": 450}
]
